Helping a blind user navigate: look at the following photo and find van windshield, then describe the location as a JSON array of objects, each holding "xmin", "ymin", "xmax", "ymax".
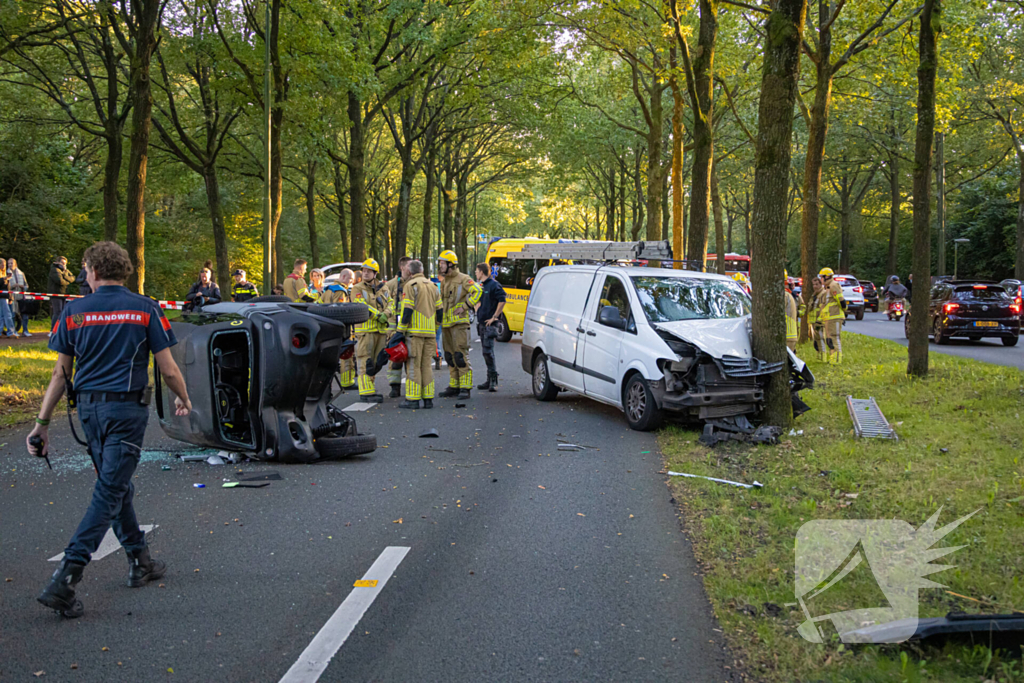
[{"xmin": 632, "ymin": 276, "xmax": 750, "ymax": 321}]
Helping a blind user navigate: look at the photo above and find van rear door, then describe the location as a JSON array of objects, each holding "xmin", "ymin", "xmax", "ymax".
[{"xmin": 528, "ymin": 269, "xmax": 595, "ymax": 392}]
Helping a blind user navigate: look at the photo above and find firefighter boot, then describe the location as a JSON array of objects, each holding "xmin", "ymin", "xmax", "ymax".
[
  {"xmin": 458, "ymin": 388, "xmax": 472, "ymax": 400},
  {"xmin": 38, "ymin": 559, "xmax": 85, "ymax": 618},
  {"xmin": 438, "ymin": 386, "xmax": 460, "ymax": 398},
  {"xmin": 398, "ymin": 399, "xmax": 421, "ymax": 410},
  {"xmin": 360, "ymin": 394, "xmax": 384, "ymax": 403},
  {"xmin": 422, "ymin": 399, "xmax": 434, "ymax": 409},
  {"xmin": 127, "ymin": 547, "xmax": 166, "ymax": 588},
  {"xmin": 389, "ymin": 384, "xmax": 401, "ymax": 399}
]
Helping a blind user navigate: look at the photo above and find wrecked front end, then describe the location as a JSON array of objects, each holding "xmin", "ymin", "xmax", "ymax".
[{"xmin": 650, "ymin": 322, "xmax": 814, "ymax": 444}]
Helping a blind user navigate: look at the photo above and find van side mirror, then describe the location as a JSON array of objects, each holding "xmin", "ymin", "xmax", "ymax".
[{"xmin": 599, "ymin": 305, "xmax": 627, "ymax": 330}]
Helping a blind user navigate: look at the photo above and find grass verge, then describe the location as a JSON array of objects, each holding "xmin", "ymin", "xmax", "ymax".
[
  {"xmin": 0, "ymin": 341, "xmax": 59, "ymax": 427},
  {"xmin": 661, "ymin": 333, "xmax": 1024, "ymax": 682}
]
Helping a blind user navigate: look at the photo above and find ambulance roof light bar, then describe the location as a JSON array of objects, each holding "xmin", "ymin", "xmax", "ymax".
[{"xmin": 504, "ymin": 240, "xmax": 675, "ymax": 262}]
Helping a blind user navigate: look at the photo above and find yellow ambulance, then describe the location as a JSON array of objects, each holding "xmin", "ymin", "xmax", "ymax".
[{"xmin": 484, "ymin": 237, "xmax": 569, "ymax": 342}]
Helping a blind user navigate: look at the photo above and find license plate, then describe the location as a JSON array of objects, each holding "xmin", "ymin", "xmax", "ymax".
[{"xmin": 974, "ymin": 321, "xmax": 998, "ymax": 327}]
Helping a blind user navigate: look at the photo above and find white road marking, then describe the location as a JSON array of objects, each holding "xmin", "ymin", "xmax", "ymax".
[
  {"xmin": 48, "ymin": 525, "xmax": 157, "ymax": 562},
  {"xmin": 342, "ymin": 402, "xmax": 376, "ymax": 412},
  {"xmin": 279, "ymin": 546, "xmax": 410, "ymax": 683}
]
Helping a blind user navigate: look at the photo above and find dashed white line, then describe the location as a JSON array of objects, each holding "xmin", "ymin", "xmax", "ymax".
[
  {"xmin": 48, "ymin": 525, "xmax": 157, "ymax": 562},
  {"xmin": 279, "ymin": 546, "xmax": 410, "ymax": 683}
]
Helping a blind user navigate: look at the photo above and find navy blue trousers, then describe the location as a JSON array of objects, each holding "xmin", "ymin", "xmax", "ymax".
[{"xmin": 63, "ymin": 399, "xmax": 148, "ymax": 564}]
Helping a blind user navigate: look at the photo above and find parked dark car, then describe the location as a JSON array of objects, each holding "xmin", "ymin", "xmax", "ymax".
[
  {"xmin": 861, "ymin": 280, "xmax": 879, "ymax": 312},
  {"xmin": 157, "ymin": 299, "xmax": 377, "ymax": 462},
  {"xmin": 904, "ymin": 281, "xmax": 1020, "ymax": 346}
]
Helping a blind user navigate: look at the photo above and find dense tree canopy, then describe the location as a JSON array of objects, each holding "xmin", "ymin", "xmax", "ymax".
[{"xmin": 0, "ymin": 0, "xmax": 1020, "ymax": 306}]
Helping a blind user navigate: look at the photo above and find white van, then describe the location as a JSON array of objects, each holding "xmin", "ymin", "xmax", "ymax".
[{"xmin": 521, "ymin": 265, "xmax": 812, "ymax": 431}]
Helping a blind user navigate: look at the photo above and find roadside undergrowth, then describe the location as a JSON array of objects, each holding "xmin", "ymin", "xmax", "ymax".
[{"xmin": 661, "ymin": 333, "xmax": 1024, "ymax": 682}]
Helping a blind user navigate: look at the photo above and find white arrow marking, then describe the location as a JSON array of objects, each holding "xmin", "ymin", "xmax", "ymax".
[{"xmin": 48, "ymin": 525, "xmax": 157, "ymax": 562}]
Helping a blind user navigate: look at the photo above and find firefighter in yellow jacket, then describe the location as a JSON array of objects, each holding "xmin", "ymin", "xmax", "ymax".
[
  {"xmin": 349, "ymin": 259, "xmax": 391, "ymax": 402},
  {"xmin": 397, "ymin": 260, "xmax": 442, "ymax": 409},
  {"xmin": 383, "ymin": 257, "xmax": 412, "ymax": 398},
  {"xmin": 437, "ymin": 250, "xmax": 482, "ymax": 399},
  {"xmin": 784, "ymin": 270, "xmax": 798, "ymax": 352},
  {"xmin": 322, "ymin": 269, "xmax": 357, "ymax": 389},
  {"xmin": 818, "ymin": 267, "xmax": 847, "ymax": 364}
]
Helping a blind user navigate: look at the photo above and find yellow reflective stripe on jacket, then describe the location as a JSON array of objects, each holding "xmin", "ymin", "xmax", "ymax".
[
  {"xmin": 785, "ymin": 292, "xmax": 798, "ymax": 341},
  {"xmin": 351, "ymin": 284, "xmax": 389, "ymax": 334},
  {"xmin": 441, "ymin": 274, "xmax": 482, "ymax": 327}
]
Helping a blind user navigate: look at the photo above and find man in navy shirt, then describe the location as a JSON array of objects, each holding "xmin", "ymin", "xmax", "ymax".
[
  {"xmin": 27, "ymin": 241, "xmax": 192, "ymax": 618},
  {"xmin": 474, "ymin": 262, "xmax": 507, "ymax": 392}
]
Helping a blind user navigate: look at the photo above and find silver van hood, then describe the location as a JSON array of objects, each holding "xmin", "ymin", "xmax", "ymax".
[{"xmin": 654, "ymin": 318, "xmax": 752, "ymax": 359}]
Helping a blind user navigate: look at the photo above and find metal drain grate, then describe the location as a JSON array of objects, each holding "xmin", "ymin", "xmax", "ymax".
[{"xmin": 846, "ymin": 396, "xmax": 898, "ymax": 440}]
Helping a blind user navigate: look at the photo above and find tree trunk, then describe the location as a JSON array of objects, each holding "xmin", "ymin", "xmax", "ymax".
[
  {"xmin": 383, "ymin": 191, "xmax": 391, "ymax": 276},
  {"xmin": 124, "ymin": 0, "xmax": 163, "ymax": 294},
  {"xmin": 1017, "ymin": 153, "xmax": 1024, "ymax": 280},
  {"xmin": 934, "ymin": 131, "xmax": 946, "ymax": 275},
  {"xmin": 442, "ymin": 168, "xmax": 454, "ymax": 250},
  {"xmin": 744, "ymin": 192, "xmax": 751, "ymax": 256},
  {"xmin": 683, "ymin": 0, "xmax": 718, "ymax": 271},
  {"xmin": 908, "ymin": 0, "xmax": 941, "ymax": 377},
  {"xmin": 798, "ymin": 0, "xmax": 834, "ymax": 341},
  {"xmin": 395, "ymin": 149, "xmax": 415, "ymax": 260},
  {"xmin": 455, "ymin": 175, "xmax": 468, "ymax": 266},
  {"xmin": 662, "ymin": 172, "xmax": 670, "ymax": 245},
  {"xmin": 645, "ymin": 95, "xmax": 663, "ymax": 242},
  {"xmin": 203, "ymin": 168, "xmax": 230, "ymax": 288},
  {"xmin": 839, "ymin": 177, "xmax": 852, "ymax": 274},
  {"xmin": 727, "ymin": 205, "xmax": 734, "ymax": 254},
  {"xmin": 270, "ymin": 106, "xmax": 283, "ymax": 281},
  {"xmin": 607, "ymin": 167, "xmax": 616, "ymax": 240},
  {"xmin": 422, "ymin": 152, "xmax": 435, "ymax": 267},
  {"xmin": 886, "ymin": 148, "xmax": 900, "ymax": 278},
  {"xmin": 306, "ymin": 160, "xmax": 319, "ymax": 267},
  {"xmin": 711, "ymin": 162, "xmax": 726, "ymax": 274},
  {"xmin": 103, "ymin": 132, "xmax": 122, "ymax": 242},
  {"xmin": 332, "ymin": 159, "xmax": 349, "ymax": 261},
  {"xmin": 671, "ymin": 74, "xmax": 684, "ymax": 267},
  {"xmin": 347, "ymin": 92, "xmax": 366, "ymax": 261},
  {"xmin": 750, "ymin": 0, "xmax": 807, "ymax": 428}
]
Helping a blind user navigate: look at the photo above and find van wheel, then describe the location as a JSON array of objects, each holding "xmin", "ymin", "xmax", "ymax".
[
  {"xmin": 495, "ymin": 314, "xmax": 513, "ymax": 342},
  {"xmin": 314, "ymin": 433, "xmax": 377, "ymax": 459},
  {"xmin": 624, "ymin": 375, "xmax": 663, "ymax": 432},
  {"xmin": 532, "ymin": 354, "xmax": 558, "ymax": 401},
  {"xmin": 855, "ymin": 309, "xmax": 864, "ymax": 321},
  {"xmin": 1003, "ymin": 335, "xmax": 1019, "ymax": 347}
]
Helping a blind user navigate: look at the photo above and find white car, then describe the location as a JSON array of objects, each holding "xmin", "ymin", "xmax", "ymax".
[
  {"xmin": 521, "ymin": 265, "xmax": 813, "ymax": 431},
  {"xmin": 831, "ymin": 275, "xmax": 865, "ymax": 321}
]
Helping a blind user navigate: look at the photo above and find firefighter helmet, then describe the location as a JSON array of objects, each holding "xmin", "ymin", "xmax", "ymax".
[
  {"xmin": 438, "ymin": 250, "xmax": 458, "ymax": 265},
  {"xmin": 819, "ymin": 267, "xmax": 835, "ymax": 278},
  {"xmin": 361, "ymin": 258, "xmax": 380, "ymax": 273}
]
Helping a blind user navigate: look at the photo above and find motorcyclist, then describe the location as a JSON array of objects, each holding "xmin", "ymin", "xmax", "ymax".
[{"xmin": 884, "ymin": 275, "xmax": 909, "ymax": 318}]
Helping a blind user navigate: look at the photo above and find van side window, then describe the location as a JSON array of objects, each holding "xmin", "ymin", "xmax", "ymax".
[
  {"xmin": 597, "ymin": 276, "xmax": 630, "ymax": 323},
  {"xmin": 493, "ymin": 258, "xmax": 517, "ymax": 288}
]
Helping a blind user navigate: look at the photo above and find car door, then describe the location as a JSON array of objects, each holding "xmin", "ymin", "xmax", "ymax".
[{"xmin": 580, "ymin": 273, "xmax": 632, "ymax": 404}]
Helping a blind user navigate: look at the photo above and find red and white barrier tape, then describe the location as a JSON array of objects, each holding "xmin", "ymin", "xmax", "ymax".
[{"xmin": 0, "ymin": 290, "xmax": 187, "ymax": 310}]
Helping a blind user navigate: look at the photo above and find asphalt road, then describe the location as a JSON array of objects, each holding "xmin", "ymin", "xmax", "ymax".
[
  {"xmin": 0, "ymin": 336, "xmax": 733, "ymax": 682},
  {"xmin": 845, "ymin": 310, "xmax": 1024, "ymax": 370}
]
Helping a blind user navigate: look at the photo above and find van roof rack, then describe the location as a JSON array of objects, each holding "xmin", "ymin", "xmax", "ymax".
[{"xmin": 504, "ymin": 240, "xmax": 675, "ymax": 262}]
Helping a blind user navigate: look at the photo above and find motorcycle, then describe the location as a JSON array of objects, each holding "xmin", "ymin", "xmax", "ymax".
[{"xmin": 886, "ymin": 298, "xmax": 905, "ymax": 321}]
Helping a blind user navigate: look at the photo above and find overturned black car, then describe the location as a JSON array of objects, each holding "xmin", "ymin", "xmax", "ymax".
[{"xmin": 156, "ymin": 299, "xmax": 376, "ymax": 463}]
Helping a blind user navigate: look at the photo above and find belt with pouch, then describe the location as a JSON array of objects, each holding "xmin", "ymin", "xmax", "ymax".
[{"xmin": 78, "ymin": 389, "xmax": 151, "ymax": 405}]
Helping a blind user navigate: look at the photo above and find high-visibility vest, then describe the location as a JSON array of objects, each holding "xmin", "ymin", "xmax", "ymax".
[
  {"xmin": 821, "ymin": 280, "xmax": 846, "ymax": 322},
  {"xmin": 785, "ymin": 291, "xmax": 798, "ymax": 341},
  {"xmin": 440, "ymin": 269, "xmax": 482, "ymax": 327},
  {"xmin": 350, "ymin": 280, "xmax": 390, "ymax": 335},
  {"xmin": 398, "ymin": 273, "xmax": 442, "ymax": 337}
]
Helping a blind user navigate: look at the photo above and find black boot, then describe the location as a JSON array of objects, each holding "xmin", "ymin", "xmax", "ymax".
[
  {"xmin": 488, "ymin": 372, "xmax": 498, "ymax": 392},
  {"xmin": 477, "ymin": 375, "xmax": 492, "ymax": 390},
  {"xmin": 360, "ymin": 394, "xmax": 384, "ymax": 404},
  {"xmin": 398, "ymin": 399, "xmax": 420, "ymax": 409},
  {"xmin": 38, "ymin": 559, "xmax": 85, "ymax": 618},
  {"xmin": 127, "ymin": 547, "xmax": 166, "ymax": 588},
  {"xmin": 458, "ymin": 388, "xmax": 471, "ymax": 399},
  {"xmin": 422, "ymin": 399, "xmax": 433, "ymax": 409},
  {"xmin": 389, "ymin": 384, "xmax": 401, "ymax": 398},
  {"xmin": 438, "ymin": 386, "xmax": 460, "ymax": 398}
]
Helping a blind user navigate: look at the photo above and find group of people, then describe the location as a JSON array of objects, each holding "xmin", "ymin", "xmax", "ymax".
[
  {"xmin": 0, "ymin": 256, "xmax": 87, "ymax": 338},
  {"xmin": 784, "ymin": 267, "xmax": 848, "ymax": 364},
  {"xmin": 182, "ymin": 253, "xmax": 508, "ymax": 408}
]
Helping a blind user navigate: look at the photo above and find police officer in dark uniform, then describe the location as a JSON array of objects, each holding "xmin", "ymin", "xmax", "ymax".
[
  {"xmin": 231, "ymin": 269, "xmax": 259, "ymax": 302},
  {"xmin": 26, "ymin": 241, "xmax": 192, "ymax": 618}
]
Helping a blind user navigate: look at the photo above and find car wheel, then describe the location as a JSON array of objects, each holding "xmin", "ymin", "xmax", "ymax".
[
  {"xmin": 1003, "ymin": 335, "xmax": 1019, "ymax": 347},
  {"xmin": 933, "ymin": 318, "xmax": 948, "ymax": 345},
  {"xmin": 308, "ymin": 303, "xmax": 370, "ymax": 324},
  {"xmin": 314, "ymin": 433, "xmax": 377, "ymax": 459},
  {"xmin": 623, "ymin": 374, "xmax": 663, "ymax": 432},
  {"xmin": 855, "ymin": 309, "xmax": 864, "ymax": 321},
  {"xmin": 532, "ymin": 353, "xmax": 558, "ymax": 401},
  {"xmin": 495, "ymin": 314, "xmax": 513, "ymax": 343}
]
